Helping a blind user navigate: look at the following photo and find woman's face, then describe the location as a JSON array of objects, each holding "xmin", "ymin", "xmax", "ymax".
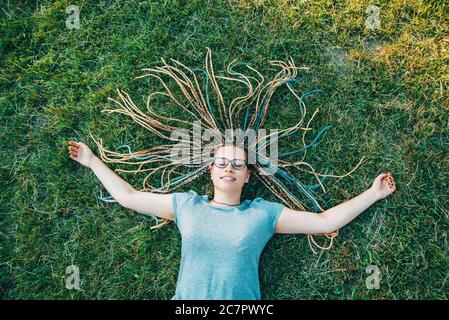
[{"xmin": 209, "ymin": 145, "xmax": 250, "ymax": 192}]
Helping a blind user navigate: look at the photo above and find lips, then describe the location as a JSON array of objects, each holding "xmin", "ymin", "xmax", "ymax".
[{"xmin": 220, "ymin": 175, "xmax": 236, "ymax": 182}]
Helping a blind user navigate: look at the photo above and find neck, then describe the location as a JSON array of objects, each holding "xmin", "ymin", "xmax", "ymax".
[{"xmin": 211, "ymin": 188, "xmax": 242, "ymax": 206}]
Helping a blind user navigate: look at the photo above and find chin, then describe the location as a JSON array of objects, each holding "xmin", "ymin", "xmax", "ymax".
[{"xmin": 215, "ymin": 182, "xmax": 243, "ymax": 192}]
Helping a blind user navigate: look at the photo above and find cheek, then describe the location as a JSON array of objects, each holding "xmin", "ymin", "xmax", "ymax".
[
  {"xmin": 236, "ymin": 171, "xmax": 248, "ymax": 181},
  {"xmin": 210, "ymin": 167, "xmax": 221, "ymax": 179}
]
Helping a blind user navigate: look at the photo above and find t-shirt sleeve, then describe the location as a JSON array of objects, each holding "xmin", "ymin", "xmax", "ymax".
[
  {"xmin": 172, "ymin": 190, "xmax": 197, "ymax": 226},
  {"xmin": 253, "ymin": 198, "xmax": 285, "ymax": 236}
]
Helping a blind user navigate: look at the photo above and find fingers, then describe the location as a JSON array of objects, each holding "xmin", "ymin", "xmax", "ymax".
[
  {"xmin": 69, "ymin": 149, "xmax": 78, "ymax": 157},
  {"xmin": 68, "ymin": 140, "xmax": 79, "ymax": 147},
  {"xmin": 68, "ymin": 140, "xmax": 79, "ymax": 158},
  {"xmin": 383, "ymin": 172, "xmax": 396, "ymax": 190},
  {"xmin": 378, "ymin": 172, "xmax": 395, "ymax": 187}
]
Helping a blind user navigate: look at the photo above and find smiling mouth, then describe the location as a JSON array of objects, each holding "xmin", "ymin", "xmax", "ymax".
[{"xmin": 220, "ymin": 176, "xmax": 236, "ymax": 182}]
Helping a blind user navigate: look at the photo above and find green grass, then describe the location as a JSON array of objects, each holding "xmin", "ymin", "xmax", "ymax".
[{"xmin": 1, "ymin": 0, "xmax": 448, "ymax": 299}]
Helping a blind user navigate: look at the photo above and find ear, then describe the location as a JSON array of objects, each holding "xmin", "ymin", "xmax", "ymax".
[{"xmin": 245, "ymin": 169, "xmax": 251, "ymax": 183}]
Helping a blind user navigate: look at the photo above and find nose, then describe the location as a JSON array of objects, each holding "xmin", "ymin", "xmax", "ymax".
[{"xmin": 224, "ymin": 164, "xmax": 234, "ymax": 172}]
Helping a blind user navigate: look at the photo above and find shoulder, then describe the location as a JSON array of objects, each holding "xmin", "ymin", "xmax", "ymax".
[
  {"xmin": 173, "ymin": 189, "xmax": 199, "ymax": 198},
  {"xmin": 172, "ymin": 190, "xmax": 205, "ymax": 225},
  {"xmin": 172, "ymin": 189, "xmax": 211, "ymax": 209},
  {"xmin": 248, "ymin": 197, "xmax": 284, "ymax": 214},
  {"xmin": 250, "ymin": 197, "xmax": 283, "ymax": 207},
  {"xmin": 172, "ymin": 189, "xmax": 202, "ymax": 204},
  {"xmin": 247, "ymin": 197, "xmax": 285, "ymax": 235}
]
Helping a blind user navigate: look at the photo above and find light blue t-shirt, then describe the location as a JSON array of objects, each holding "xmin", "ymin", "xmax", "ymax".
[{"xmin": 171, "ymin": 190, "xmax": 284, "ymax": 300}]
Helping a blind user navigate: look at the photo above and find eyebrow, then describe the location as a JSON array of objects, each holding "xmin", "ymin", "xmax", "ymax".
[{"xmin": 214, "ymin": 156, "xmax": 246, "ymax": 161}]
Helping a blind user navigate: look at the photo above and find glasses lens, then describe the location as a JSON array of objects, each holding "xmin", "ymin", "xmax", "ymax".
[
  {"xmin": 214, "ymin": 157, "xmax": 228, "ymax": 168},
  {"xmin": 232, "ymin": 159, "xmax": 246, "ymax": 170}
]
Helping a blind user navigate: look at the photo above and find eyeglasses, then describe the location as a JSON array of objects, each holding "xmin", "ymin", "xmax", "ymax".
[{"xmin": 212, "ymin": 157, "xmax": 247, "ymax": 170}]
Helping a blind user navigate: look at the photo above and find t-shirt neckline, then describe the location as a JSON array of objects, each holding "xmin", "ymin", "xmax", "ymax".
[{"xmin": 201, "ymin": 195, "xmax": 250, "ymax": 211}]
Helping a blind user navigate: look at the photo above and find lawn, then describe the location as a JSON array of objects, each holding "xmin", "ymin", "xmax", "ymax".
[{"xmin": 0, "ymin": 0, "xmax": 448, "ymax": 299}]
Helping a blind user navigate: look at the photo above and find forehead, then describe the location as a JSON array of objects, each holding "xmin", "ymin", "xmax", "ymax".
[{"xmin": 214, "ymin": 145, "xmax": 246, "ymax": 159}]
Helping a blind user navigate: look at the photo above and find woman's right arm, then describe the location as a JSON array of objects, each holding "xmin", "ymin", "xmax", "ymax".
[
  {"xmin": 68, "ymin": 140, "xmax": 174, "ymax": 221},
  {"xmin": 120, "ymin": 190, "xmax": 174, "ymax": 221}
]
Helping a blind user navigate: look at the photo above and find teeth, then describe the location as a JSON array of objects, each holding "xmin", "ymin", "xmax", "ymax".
[{"xmin": 222, "ymin": 177, "xmax": 235, "ymax": 182}]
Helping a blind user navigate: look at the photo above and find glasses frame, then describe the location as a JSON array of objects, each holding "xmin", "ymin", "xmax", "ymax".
[{"xmin": 212, "ymin": 157, "xmax": 248, "ymax": 170}]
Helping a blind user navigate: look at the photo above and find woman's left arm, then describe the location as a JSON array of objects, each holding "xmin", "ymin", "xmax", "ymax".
[{"xmin": 275, "ymin": 172, "xmax": 396, "ymax": 234}]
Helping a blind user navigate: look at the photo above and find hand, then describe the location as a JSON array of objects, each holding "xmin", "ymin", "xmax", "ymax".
[
  {"xmin": 68, "ymin": 140, "xmax": 95, "ymax": 168},
  {"xmin": 370, "ymin": 172, "xmax": 396, "ymax": 200}
]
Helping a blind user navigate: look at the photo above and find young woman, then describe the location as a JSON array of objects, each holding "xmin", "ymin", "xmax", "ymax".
[{"xmin": 68, "ymin": 140, "xmax": 396, "ymax": 300}]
